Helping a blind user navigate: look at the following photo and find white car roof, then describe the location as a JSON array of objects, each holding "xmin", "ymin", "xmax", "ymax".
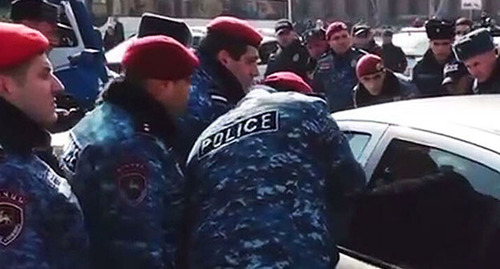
[{"xmin": 333, "ymin": 95, "xmax": 500, "ymax": 153}]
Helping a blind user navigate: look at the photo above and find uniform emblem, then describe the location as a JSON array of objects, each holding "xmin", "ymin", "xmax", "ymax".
[
  {"xmin": 292, "ymin": 53, "xmax": 300, "ymax": 62},
  {"xmin": 116, "ymin": 161, "xmax": 148, "ymax": 206},
  {"xmin": 319, "ymin": 62, "xmax": 331, "ymax": 70},
  {"xmin": 0, "ymin": 191, "xmax": 26, "ymax": 247}
]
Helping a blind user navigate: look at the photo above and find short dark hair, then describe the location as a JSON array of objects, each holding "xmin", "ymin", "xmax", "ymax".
[{"xmin": 198, "ymin": 31, "xmax": 250, "ymax": 61}]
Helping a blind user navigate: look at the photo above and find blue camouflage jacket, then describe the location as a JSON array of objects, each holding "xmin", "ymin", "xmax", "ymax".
[
  {"xmin": 61, "ymin": 80, "xmax": 185, "ymax": 269},
  {"xmin": 312, "ymin": 48, "xmax": 366, "ymax": 112},
  {"xmin": 0, "ymin": 98, "xmax": 89, "ymax": 269},
  {"xmin": 174, "ymin": 50, "xmax": 247, "ymax": 165},
  {"xmin": 184, "ymin": 87, "xmax": 366, "ymax": 268}
]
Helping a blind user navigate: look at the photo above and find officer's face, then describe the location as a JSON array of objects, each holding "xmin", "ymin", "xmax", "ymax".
[
  {"xmin": 0, "ymin": 54, "xmax": 64, "ymax": 128},
  {"xmin": 306, "ymin": 38, "xmax": 329, "ymax": 59},
  {"xmin": 329, "ymin": 30, "xmax": 352, "ymax": 55},
  {"xmin": 222, "ymin": 46, "xmax": 260, "ymax": 92},
  {"xmin": 464, "ymin": 50, "xmax": 498, "ymax": 82},
  {"xmin": 276, "ymin": 29, "xmax": 297, "ymax": 47},
  {"xmin": 360, "ymin": 71, "xmax": 386, "ymax": 96},
  {"xmin": 147, "ymin": 77, "xmax": 191, "ymax": 116},
  {"xmin": 430, "ymin": 39, "xmax": 453, "ymax": 63}
]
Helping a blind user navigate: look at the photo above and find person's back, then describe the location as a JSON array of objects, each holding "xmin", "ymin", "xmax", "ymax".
[{"xmin": 185, "ymin": 87, "xmax": 365, "ymax": 268}]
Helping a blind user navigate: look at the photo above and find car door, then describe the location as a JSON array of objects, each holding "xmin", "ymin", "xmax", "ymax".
[{"xmin": 343, "ymin": 125, "xmax": 500, "ymax": 268}]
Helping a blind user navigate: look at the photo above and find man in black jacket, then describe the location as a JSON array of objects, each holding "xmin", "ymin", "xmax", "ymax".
[
  {"xmin": 453, "ymin": 28, "xmax": 500, "ymax": 94},
  {"xmin": 412, "ymin": 19, "xmax": 455, "ymax": 97},
  {"xmin": 381, "ymin": 29, "xmax": 407, "ymax": 73},
  {"xmin": 265, "ymin": 19, "xmax": 310, "ymax": 81}
]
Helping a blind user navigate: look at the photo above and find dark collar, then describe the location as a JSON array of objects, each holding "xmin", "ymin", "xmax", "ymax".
[
  {"xmin": 101, "ymin": 78, "xmax": 177, "ymax": 145},
  {"xmin": 0, "ymin": 97, "xmax": 51, "ymax": 154},
  {"xmin": 423, "ymin": 49, "xmax": 453, "ymax": 67},
  {"xmin": 197, "ymin": 50, "xmax": 246, "ymax": 105}
]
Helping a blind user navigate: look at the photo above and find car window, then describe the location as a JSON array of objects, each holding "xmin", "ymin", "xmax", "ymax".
[
  {"xmin": 343, "ymin": 132, "xmax": 371, "ymax": 161},
  {"xmin": 345, "ymin": 139, "xmax": 500, "ymax": 268}
]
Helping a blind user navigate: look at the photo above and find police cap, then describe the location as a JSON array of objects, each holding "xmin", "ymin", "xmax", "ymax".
[
  {"xmin": 137, "ymin": 13, "xmax": 192, "ymax": 47},
  {"xmin": 11, "ymin": 0, "xmax": 59, "ymax": 24},
  {"xmin": 425, "ymin": 18, "xmax": 455, "ymax": 40},
  {"xmin": 453, "ymin": 28, "xmax": 495, "ymax": 62}
]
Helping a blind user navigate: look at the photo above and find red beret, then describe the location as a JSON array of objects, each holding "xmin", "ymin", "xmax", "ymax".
[
  {"xmin": 263, "ymin": 71, "xmax": 313, "ymax": 94},
  {"xmin": 0, "ymin": 22, "xmax": 49, "ymax": 69},
  {"xmin": 356, "ymin": 54, "xmax": 384, "ymax": 78},
  {"xmin": 326, "ymin": 21, "xmax": 348, "ymax": 40},
  {"xmin": 122, "ymin": 35, "xmax": 199, "ymax": 81},
  {"xmin": 207, "ymin": 16, "xmax": 263, "ymax": 48}
]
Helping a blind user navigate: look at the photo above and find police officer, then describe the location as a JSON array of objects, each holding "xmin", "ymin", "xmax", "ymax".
[
  {"xmin": 354, "ymin": 54, "xmax": 419, "ymax": 108},
  {"xmin": 265, "ymin": 19, "xmax": 311, "ymax": 81},
  {"xmin": 352, "ymin": 24, "xmax": 382, "ymax": 56},
  {"xmin": 442, "ymin": 60, "xmax": 473, "ymax": 95},
  {"xmin": 184, "ymin": 86, "xmax": 365, "ymax": 268},
  {"xmin": 175, "ymin": 16, "xmax": 262, "ymax": 164},
  {"xmin": 381, "ymin": 29, "xmax": 407, "ymax": 73},
  {"xmin": 263, "ymin": 71, "xmax": 313, "ymax": 94},
  {"xmin": 11, "ymin": 0, "xmax": 86, "ymax": 133},
  {"xmin": 313, "ymin": 21, "xmax": 366, "ymax": 112},
  {"xmin": 412, "ymin": 19, "xmax": 455, "ymax": 97},
  {"xmin": 453, "ymin": 28, "xmax": 500, "ymax": 94},
  {"xmin": 0, "ymin": 22, "xmax": 89, "ymax": 268},
  {"xmin": 304, "ymin": 28, "xmax": 329, "ymax": 79},
  {"xmin": 455, "ymin": 17, "xmax": 473, "ymax": 37},
  {"xmin": 61, "ymin": 36, "xmax": 199, "ymax": 268}
]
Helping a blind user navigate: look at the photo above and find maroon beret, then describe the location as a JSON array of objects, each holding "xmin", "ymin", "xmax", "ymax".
[
  {"xmin": 326, "ymin": 21, "xmax": 348, "ymax": 40},
  {"xmin": 356, "ymin": 54, "xmax": 384, "ymax": 78},
  {"xmin": 263, "ymin": 71, "xmax": 313, "ymax": 94},
  {"xmin": 122, "ymin": 35, "xmax": 199, "ymax": 81},
  {"xmin": 207, "ymin": 16, "xmax": 263, "ymax": 48},
  {"xmin": 0, "ymin": 22, "xmax": 49, "ymax": 69}
]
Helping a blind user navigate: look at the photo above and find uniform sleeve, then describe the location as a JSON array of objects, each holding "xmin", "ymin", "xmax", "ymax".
[
  {"xmin": 0, "ymin": 165, "xmax": 51, "ymax": 268},
  {"xmin": 73, "ymin": 136, "xmax": 185, "ymax": 268}
]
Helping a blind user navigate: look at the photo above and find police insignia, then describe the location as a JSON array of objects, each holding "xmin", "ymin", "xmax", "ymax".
[
  {"xmin": 199, "ymin": 110, "xmax": 279, "ymax": 158},
  {"xmin": 116, "ymin": 162, "xmax": 148, "ymax": 206},
  {"xmin": 0, "ymin": 191, "xmax": 25, "ymax": 247}
]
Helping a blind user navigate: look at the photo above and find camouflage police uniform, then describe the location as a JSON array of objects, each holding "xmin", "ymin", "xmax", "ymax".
[
  {"xmin": 312, "ymin": 48, "xmax": 366, "ymax": 112},
  {"xmin": 184, "ymin": 87, "xmax": 366, "ymax": 268},
  {"xmin": 0, "ymin": 98, "xmax": 89, "ymax": 269},
  {"xmin": 175, "ymin": 51, "xmax": 247, "ymax": 164},
  {"xmin": 61, "ymin": 80, "xmax": 185, "ymax": 269}
]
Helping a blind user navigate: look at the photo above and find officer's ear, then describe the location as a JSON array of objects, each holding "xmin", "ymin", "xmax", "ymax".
[
  {"xmin": 0, "ymin": 73, "xmax": 16, "ymax": 97},
  {"xmin": 216, "ymin": 50, "xmax": 232, "ymax": 68}
]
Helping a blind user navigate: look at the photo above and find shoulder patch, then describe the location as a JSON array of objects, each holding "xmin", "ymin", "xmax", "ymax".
[
  {"xmin": 0, "ymin": 191, "xmax": 26, "ymax": 247},
  {"xmin": 115, "ymin": 161, "xmax": 148, "ymax": 206},
  {"xmin": 199, "ymin": 110, "xmax": 279, "ymax": 159}
]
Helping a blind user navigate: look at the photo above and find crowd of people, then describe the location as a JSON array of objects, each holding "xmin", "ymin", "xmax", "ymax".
[{"xmin": 1, "ymin": 0, "xmax": 500, "ymax": 268}]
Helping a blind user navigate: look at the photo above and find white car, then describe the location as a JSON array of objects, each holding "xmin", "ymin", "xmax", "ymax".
[{"xmin": 333, "ymin": 95, "xmax": 500, "ymax": 268}]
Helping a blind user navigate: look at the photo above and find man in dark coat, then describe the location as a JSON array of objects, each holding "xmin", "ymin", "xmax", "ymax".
[
  {"xmin": 265, "ymin": 19, "xmax": 311, "ymax": 81},
  {"xmin": 353, "ymin": 54, "xmax": 418, "ymax": 108},
  {"xmin": 412, "ymin": 19, "xmax": 456, "ymax": 97},
  {"xmin": 453, "ymin": 28, "xmax": 500, "ymax": 94},
  {"xmin": 381, "ymin": 29, "xmax": 407, "ymax": 73}
]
